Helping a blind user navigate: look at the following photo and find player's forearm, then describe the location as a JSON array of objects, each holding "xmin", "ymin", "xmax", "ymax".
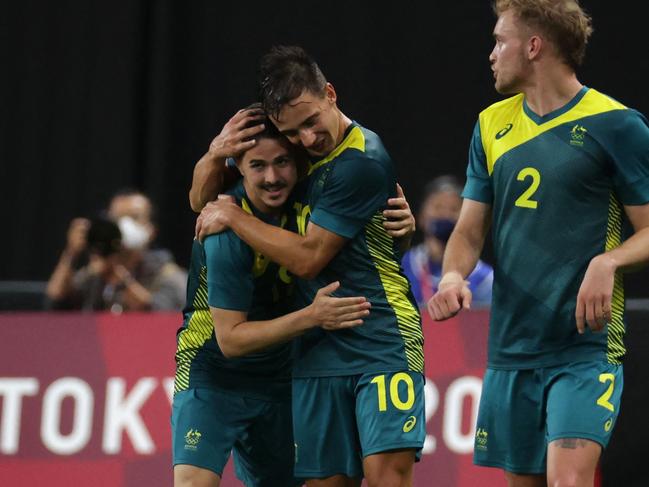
[
  {"xmin": 441, "ymin": 228, "xmax": 485, "ymax": 280},
  {"xmin": 189, "ymin": 152, "xmax": 227, "ymax": 212},
  {"xmin": 213, "ymin": 307, "xmax": 315, "ymax": 358},
  {"xmin": 601, "ymin": 227, "xmax": 649, "ymax": 272},
  {"xmin": 228, "ymin": 212, "xmax": 320, "ymax": 278}
]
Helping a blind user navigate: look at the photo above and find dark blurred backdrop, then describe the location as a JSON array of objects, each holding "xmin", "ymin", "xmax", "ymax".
[{"xmin": 1, "ymin": 0, "xmax": 648, "ymax": 295}]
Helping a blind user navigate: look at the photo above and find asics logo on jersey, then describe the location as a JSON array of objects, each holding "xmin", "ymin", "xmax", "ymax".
[
  {"xmin": 403, "ymin": 416, "xmax": 417, "ymax": 432},
  {"xmin": 495, "ymin": 123, "xmax": 513, "ymax": 139},
  {"xmin": 604, "ymin": 418, "xmax": 613, "ymax": 432}
]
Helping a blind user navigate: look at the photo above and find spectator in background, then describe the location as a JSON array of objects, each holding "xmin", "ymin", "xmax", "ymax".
[
  {"xmin": 46, "ymin": 190, "xmax": 187, "ymax": 312},
  {"xmin": 402, "ymin": 175, "xmax": 493, "ymax": 308}
]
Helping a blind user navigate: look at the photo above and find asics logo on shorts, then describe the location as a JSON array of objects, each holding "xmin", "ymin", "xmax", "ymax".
[{"xmin": 403, "ymin": 416, "xmax": 417, "ymax": 433}]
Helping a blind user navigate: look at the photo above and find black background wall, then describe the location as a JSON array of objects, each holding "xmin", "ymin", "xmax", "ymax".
[{"xmin": 1, "ymin": 0, "xmax": 648, "ymax": 297}]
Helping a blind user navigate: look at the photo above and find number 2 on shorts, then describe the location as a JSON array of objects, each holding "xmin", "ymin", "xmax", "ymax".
[
  {"xmin": 370, "ymin": 373, "xmax": 415, "ymax": 412},
  {"xmin": 597, "ymin": 373, "xmax": 615, "ymax": 412}
]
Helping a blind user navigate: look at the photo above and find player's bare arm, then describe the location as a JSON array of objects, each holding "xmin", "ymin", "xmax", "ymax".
[
  {"xmin": 211, "ymin": 281, "xmax": 370, "ymax": 358},
  {"xmin": 427, "ymin": 199, "xmax": 492, "ymax": 321},
  {"xmin": 195, "ymin": 183, "xmax": 415, "ymax": 251},
  {"xmin": 575, "ymin": 202, "xmax": 649, "ymax": 334},
  {"xmin": 189, "ymin": 107, "xmax": 266, "ymax": 212},
  {"xmin": 196, "ymin": 194, "xmax": 416, "ymax": 279},
  {"xmin": 197, "ymin": 197, "xmax": 347, "ymax": 279}
]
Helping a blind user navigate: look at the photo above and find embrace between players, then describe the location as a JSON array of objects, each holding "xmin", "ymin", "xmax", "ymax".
[{"xmin": 172, "ymin": 2, "xmax": 649, "ymax": 487}]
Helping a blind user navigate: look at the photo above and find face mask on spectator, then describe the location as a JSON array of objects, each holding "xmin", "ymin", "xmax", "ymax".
[
  {"xmin": 425, "ymin": 218, "xmax": 455, "ymax": 243},
  {"xmin": 118, "ymin": 216, "xmax": 151, "ymax": 250}
]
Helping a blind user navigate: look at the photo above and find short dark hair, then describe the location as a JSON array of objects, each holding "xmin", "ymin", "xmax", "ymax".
[
  {"xmin": 235, "ymin": 103, "xmax": 308, "ymax": 173},
  {"xmin": 258, "ymin": 46, "xmax": 327, "ymax": 119},
  {"xmin": 239, "ymin": 102, "xmax": 283, "ymax": 143}
]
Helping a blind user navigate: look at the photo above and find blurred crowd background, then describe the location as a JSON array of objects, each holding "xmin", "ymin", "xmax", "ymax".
[{"xmin": 1, "ymin": 0, "xmax": 647, "ymax": 310}]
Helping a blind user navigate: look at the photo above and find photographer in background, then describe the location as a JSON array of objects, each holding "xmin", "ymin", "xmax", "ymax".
[
  {"xmin": 402, "ymin": 175, "xmax": 493, "ymax": 308},
  {"xmin": 46, "ymin": 190, "xmax": 187, "ymax": 312}
]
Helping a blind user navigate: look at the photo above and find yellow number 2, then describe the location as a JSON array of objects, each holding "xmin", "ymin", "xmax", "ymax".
[
  {"xmin": 370, "ymin": 373, "xmax": 415, "ymax": 412},
  {"xmin": 597, "ymin": 373, "xmax": 615, "ymax": 412},
  {"xmin": 514, "ymin": 167, "xmax": 541, "ymax": 209}
]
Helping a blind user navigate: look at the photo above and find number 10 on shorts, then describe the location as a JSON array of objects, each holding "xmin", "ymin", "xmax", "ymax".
[{"xmin": 371, "ymin": 373, "xmax": 415, "ymax": 411}]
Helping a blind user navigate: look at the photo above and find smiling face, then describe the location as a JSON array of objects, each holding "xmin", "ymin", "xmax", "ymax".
[
  {"xmin": 237, "ymin": 137, "xmax": 298, "ymax": 215},
  {"xmin": 489, "ymin": 9, "xmax": 533, "ymax": 94},
  {"xmin": 270, "ymin": 83, "xmax": 342, "ymax": 158}
]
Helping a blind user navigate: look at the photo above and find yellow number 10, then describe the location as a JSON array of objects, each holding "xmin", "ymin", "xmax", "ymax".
[
  {"xmin": 370, "ymin": 373, "xmax": 415, "ymax": 412},
  {"xmin": 514, "ymin": 167, "xmax": 541, "ymax": 209}
]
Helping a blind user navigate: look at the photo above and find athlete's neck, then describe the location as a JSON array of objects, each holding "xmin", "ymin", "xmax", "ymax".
[
  {"xmin": 522, "ymin": 65, "xmax": 583, "ymax": 117},
  {"xmin": 334, "ymin": 109, "xmax": 353, "ymax": 147}
]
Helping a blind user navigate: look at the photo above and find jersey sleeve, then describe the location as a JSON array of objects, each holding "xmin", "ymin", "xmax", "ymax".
[
  {"xmin": 310, "ymin": 153, "xmax": 389, "ymax": 239},
  {"xmin": 203, "ymin": 231, "xmax": 254, "ymax": 311},
  {"xmin": 462, "ymin": 121, "xmax": 493, "ymax": 204},
  {"xmin": 607, "ymin": 110, "xmax": 649, "ymax": 205}
]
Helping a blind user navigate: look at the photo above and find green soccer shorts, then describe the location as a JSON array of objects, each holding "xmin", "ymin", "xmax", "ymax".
[
  {"xmin": 473, "ymin": 361, "xmax": 623, "ymax": 474},
  {"xmin": 171, "ymin": 387, "xmax": 299, "ymax": 486},
  {"xmin": 292, "ymin": 371, "xmax": 426, "ymax": 479}
]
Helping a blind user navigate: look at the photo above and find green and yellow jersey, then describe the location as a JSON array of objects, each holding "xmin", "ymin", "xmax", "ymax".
[
  {"xmin": 290, "ymin": 122, "xmax": 424, "ymax": 377},
  {"xmin": 464, "ymin": 87, "xmax": 649, "ymax": 369},
  {"xmin": 174, "ymin": 181, "xmax": 293, "ymax": 399}
]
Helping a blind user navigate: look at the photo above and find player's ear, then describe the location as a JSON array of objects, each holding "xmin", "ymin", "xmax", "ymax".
[
  {"xmin": 527, "ymin": 35, "xmax": 542, "ymax": 61},
  {"xmin": 324, "ymin": 82, "xmax": 337, "ymax": 105},
  {"xmin": 235, "ymin": 158, "xmax": 245, "ymax": 176}
]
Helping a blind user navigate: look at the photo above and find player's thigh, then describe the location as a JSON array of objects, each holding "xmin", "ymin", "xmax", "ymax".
[
  {"xmin": 232, "ymin": 397, "xmax": 300, "ymax": 487},
  {"xmin": 355, "ymin": 370, "xmax": 424, "ymax": 483},
  {"xmin": 503, "ymin": 471, "xmax": 546, "ymax": 487},
  {"xmin": 171, "ymin": 387, "xmax": 250, "ymax": 477},
  {"xmin": 306, "ymin": 476, "xmax": 361, "ymax": 487},
  {"xmin": 545, "ymin": 361, "xmax": 623, "ymax": 448},
  {"xmin": 174, "ymin": 464, "xmax": 220, "ymax": 487},
  {"xmin": 546, "ymin": 438, "xmax": 600, "ymax": 487},
  {"xmin": 473, "ymin": 368, "xmax": 546, "ymax": 475},
  {"xmin": 292, "ymin": 376, "xmax": 364, "ymax": 480},
  {"xmin": 363, "ymin": 449, "xmax": 415, "ymax": 487}
]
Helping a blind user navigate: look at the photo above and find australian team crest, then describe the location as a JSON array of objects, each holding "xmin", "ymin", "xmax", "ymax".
[
  {"xmin": 570, "ymin": 124, "xmax": 588, "ymax": 146},
  {"xmin": 184, "ymin": 428, "xmax": 202, "ymax": 450}
]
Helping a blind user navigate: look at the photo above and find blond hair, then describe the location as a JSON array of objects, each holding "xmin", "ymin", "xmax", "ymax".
[{"xmin": 494, "ymin": 0, "xmax": 593, "ymax": 69}]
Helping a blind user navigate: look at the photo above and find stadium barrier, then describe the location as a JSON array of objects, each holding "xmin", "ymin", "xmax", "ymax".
[{"xmin": 1, "ymin": 308, "xmax": 646, "ymax": 486}]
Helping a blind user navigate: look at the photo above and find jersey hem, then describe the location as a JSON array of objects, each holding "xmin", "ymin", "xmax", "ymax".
[
  {"xmin": 486, "ymin": 353, "xmax": 613, "ymax": 370},
  {"xmin": 292, "ymin": 366, "xmax": 417, "ymax": 378},
  {"xmin": 185, "ymin": 381, "xmax": 291, "ymax": 402}
]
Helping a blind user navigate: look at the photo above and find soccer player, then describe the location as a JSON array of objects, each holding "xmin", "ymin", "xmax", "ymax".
[
  {"xmin": 427, "ymin": 1, "xmax": 649, "ymax": 486},
  {"xmin": 172, "ymin": 113, "xmax": 372, "ymax": 487},
  {"xmin": 193, "ymin": 46, "xmax": 425, "ymax": 487}
]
